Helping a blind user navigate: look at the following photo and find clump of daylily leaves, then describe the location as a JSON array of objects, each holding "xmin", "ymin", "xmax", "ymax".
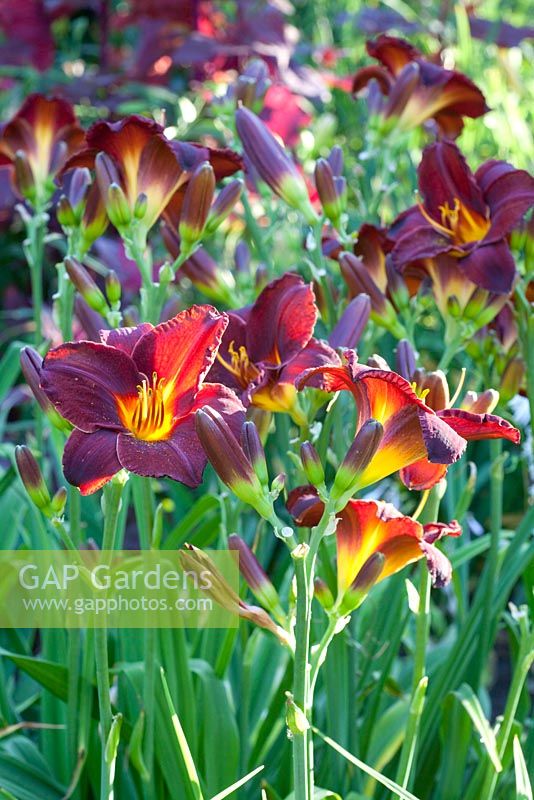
[{"xmin": 6, "ymin": 43, "xmax": 533, "ymax": 800}]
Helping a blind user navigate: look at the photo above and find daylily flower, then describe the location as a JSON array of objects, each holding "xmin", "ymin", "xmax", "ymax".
[
  {"xmin": 207, "ymin": 273, "xmax": 339, "ymax": 424},
  {"xmin": 287, "ymin": 487, "xmax": 462, "ymax": 594},
  {"xmin": 62, "ymin": 116, "xmax": 242, "ymax": 234},
  {"xmin": 394, "ymin": 351, "xmax": 521, "ymax": 490},
  {"xmin": 352, "ymin": 35, "xmax": 488, "ymax": 138},
  {"xmin": 0, "ymin": 94, "xmax": 84, "ymax": 202},
  {"xmin": 39, "ymin": 306, "xmax": 244, "ymax": 495},
  {"xmin": 297, "ymin": 350, "xmax": 466, "ymax": 491},
  {"xmin": 390, "ymin": 140, "xmax": 534, "ymax": 295}
]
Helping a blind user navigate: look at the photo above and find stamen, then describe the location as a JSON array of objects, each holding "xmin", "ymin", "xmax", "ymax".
[
  {"xmin": 449, "ymin": 367, "xmax": 467, "ymax": 408},
  {"xmin": 130, "ymin": 372, "xmax": 167, "ymax": 440}
]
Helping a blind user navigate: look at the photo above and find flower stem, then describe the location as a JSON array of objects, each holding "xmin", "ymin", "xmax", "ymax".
[
  {"xmin": 95, "ymin": 479, "xmax": 123, "ymax": 800},
  {"xmin": 394, "ymin": 483, "xmax": 442, "ymax": 795}
]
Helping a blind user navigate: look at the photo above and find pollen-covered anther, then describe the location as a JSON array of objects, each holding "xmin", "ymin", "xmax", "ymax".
[
  {"xmin": 131, "ymin": 372, "xmax": 167, "ymax": 440},
  {"xmin": 217, "ymin": 340, "xmax": 261, "ymax": 388}
]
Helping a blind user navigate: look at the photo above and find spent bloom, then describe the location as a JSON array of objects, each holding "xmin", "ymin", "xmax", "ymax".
[
  {"xmin": 352, "ymin": 35, "xmax": 488, "ymax": 138},
  {"xmin": 39, "ymin": 306, "xmax": 244, "ymax": 494}
]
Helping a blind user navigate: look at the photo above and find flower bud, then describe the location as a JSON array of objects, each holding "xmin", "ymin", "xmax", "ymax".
[
  {"xmin": 14, "ymin": 150, "xmax": 35, "ymax": 201},
  {"xmin": 106, "ymin": 183, "xmax": 132, "ymax": 228},
  {"xmin": 234, "ymin": 59, "xmax": 270, "ymax": 111},
  {"xmin": 56, "ymin": 195, "xmax": 77, "ymax": 228},
  {"xmin": 500, "ymin": 357, "xmax": 524, "ymax": 403},
  {"xmin": 327, "ymin": 145, "xmax": 344, "ymax": 177},
  {"xmin": 235, "ymin": 241, "xmax": 251, "ymax": 273},
  {"xmin": 270, "ymin": 472, "xmax": 286, "ymax": 499},
  {"xmin": 228, "ymin": 534, "xmax": 284, "ymax": 618},
  {"xmin": 396, "ymin": 339, "xmax": 416, "ymax": 381},
  {"xmin": 235, "ymin": 106, "xmax": 317, "ymax": 225},
  {"xmin": 179, "ymin": 162, "xmax": 216, "ymax": 249},
  {"xmin": 196, "ymin": 409, "xmax": 273, "ymax": 518},
  {"xmin": 65, "ymin": 257, "xmax": 108, "ymax": 314},
  {"xmin": 68, "ymin": 167, "xmax": 92, "ymax": 214},
  {"xmin": 385, "ymin": 258, "xmax": 410, "ymax": 311},
  {"xmin": 286, "ymin": 692, "xmax": 310, "ymax": 736},
  {"xmin": 15, "ymin": 446, "xmax": 51, "ymax": 512},
  {"xmin": 20, "ymin": 347, "xmax": 70, "ymax": 430},
  {"xmin": 105, "ymin": 270, "xmax": 121, "ymax": 305},
  {"xmin": 384, "ymin": 62, "xmax": 420, "ymax": 124},
  {"xmin": 241, "ymin": 421, "xmax": 269, "ymax": 486},
  {"xmin": 74, "ymin": 296, "xmax": 107, "ymax": 342},
  {"xmin": 461, "ymin": 389, "xmax": 499, "ymax": 414},
  {"xmin": 51, "ymin": 486, "xmax": 67, "ymax": 516},
  {"xmin": 329, "ymin": 295, "xmax": 371, "ymax": 349},
  {"xmin": 314, "ymin": 158, "xmax": 342, "ymax": 224},
  {"xmin": 134, "ymin": 192, "xmax": 148, "ymax": 221},
  {"xmin": 331, "ymin": 419, "xmax": 384, "ymax": 505},
  {"xmin": 339, "ymin": 552, "xmax": 385, "ymax": 613},
  {"xmin": 80, "ymin": 182, "xmax": 109, "ymax": 252},
  {"xmin": 413, "ymin": 369, "xmax": 449, "ymax": 410},
  {"xmin": 314, "ymin": 577, "xmax": 334, "ymax": 610},
  {"xmin": 300, "ymin": 442, "xmax": 325, "ymax": 487},
  {"xmin": 205, "ymin": 179, "xmax": 243, "ymax": 235}
]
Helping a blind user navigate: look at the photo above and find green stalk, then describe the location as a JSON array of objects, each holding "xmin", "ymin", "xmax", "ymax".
[
  {"xmin": 241, "ymin": 191, "xmax": 272, "ymax": 267},
  {"xmin": 394, "ymin": 484, "xmax": 442, "ymax": 794},
  {"xmin": 95, "ymin": 479, "xmax": 124, "ymax": 800},
  {"xmin": 475, "ymin": 438, "xmax": 503, "ymax": 687},
  {"xmin": 132, "ymin": 477, "xmax": 157, "ymax": 800}
]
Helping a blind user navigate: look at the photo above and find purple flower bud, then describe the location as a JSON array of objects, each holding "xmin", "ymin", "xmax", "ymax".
[
  {"xmin": 300, "ymin": 442, "xmax": 325, "ymax": 487},
  {"xmin": 329, "ymin": 295, "xmax": 371, "ymax": 349},
  {"xmin": 179, "ymin": 161, "xmax": 216, "ymax": 248},
  {"xmin": 228, "ymin": 533, "xmax": 283, "ymax": 617},
  {"xmin": 332, "ymin": 419, "xmax": 384, "ymax": 504},
  {"xmin": 14, "ymin": 150, "xmax": 35, "ymax": 201},
  {"xmin": 314, "ymin": 158, "xmax": 341, "ymax": 224},
  {"xmin": 234, "ymin": 59, "xmax": 270, "ymax": 110},
  {"xmin": 235, "ymin": 241, "xmax": 251, "ymax": 273},
  {"xmin": 235, "ymin": 106, "xmax": 317, "ymax": 224},
  {"xmin": 196, "ymin": 408, "xmax": 272, "ymax": 518},
  {"xmin": 340, "ymin": 552, "xmax": 385, "ymax": 613},
  {"xmin": 15, "ymin": 445, "xmax": 51, "ymax": 512},
  {"xmin": 241, "ymin": 421, "xmax": 268, "ymax": 486},
  {"xmin": 205, "ymin": 179, "xmax": 242, "ymax": 235},
  {"xmin": 20, "ymin": 347, "xmax": 70, "ymax": 430},
  {"xmin": 65, "ymin": 257, "xmax": 108, "ymax": 314},
  {"xmin": 74, "ymin": 296, "xmax": 107, "ymax": 342},
  {"xmin": 396, "ymin": 339, "xmax": 416, "ymax": 380},
  {"xmin": 327, "ymin": 145, "xmax": 344, "ymax": 177}
]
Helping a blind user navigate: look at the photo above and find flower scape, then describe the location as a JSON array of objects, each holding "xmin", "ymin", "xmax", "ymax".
[{"xmin": 1, "ymin": 3, "xmax": 534, "ymax": 800}]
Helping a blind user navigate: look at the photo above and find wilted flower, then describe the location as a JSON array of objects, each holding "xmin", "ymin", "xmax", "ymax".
[
  {"xmin": 180, "ymin": 544, "xmax": 291, "ymax": 647},
  {"xmin": 208, "ymin": 273, "xmax": 339, "ymax": 424},
  {"xmin": 394, "ymin": 351, "xmax": 520, "ymax": 489},
  {"xmin": 288, "ymin": 488, "xmax": 462, "ymax": 598},
  {"xmin": 0, "ymin": 94, "xmax": 84, "ymax": 203},
  {"xmin": 235, "ymin": 106, "xmax": 317, "ymax": 225},
  {"xmin": 390, "ymin": 141, "xmax": 534, "ymax": 295},
  {"xmin": 352, "ymin": 35, "xmax": 488, "ymax": 138},
  {"xmin": 297, "ymin": 350, "xmax": 466, "ymax": 490},
  {"xmin": 39, "ymin": 307, "xmax": 244, "ymax": 494}
]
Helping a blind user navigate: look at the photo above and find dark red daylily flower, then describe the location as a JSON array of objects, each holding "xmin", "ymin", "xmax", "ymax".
[
  {"xmin": 394, "ymin": 363, "xmax": 521, "ymax": 490},
  {"xmin": 297, "ymin": 350, "xmax": 466, "ymax": 490},
  {"xmin": 208, "ymin": 273, "xmax": 339, "ymax": 424},
  {"xmin": 352, "ymin": 35, "xmax": 488, "ymax": 138},
  {"xmin": 287, "ymin": 486, "xmax": 461, "ymax": 590},
  {"xmin": 62, "ymin": 116, "xmax": 242, "ymax": 232},
  {"xmin": 40, "ymin": 306, "xmax": 244, "ymax": 495},
  {"xmin": 390, "ymin": 141, "xmax": 534, "ymax": 295},
  {"xmin": 0, "ymin": 94, "xmax": 84, "ymax": 198}
]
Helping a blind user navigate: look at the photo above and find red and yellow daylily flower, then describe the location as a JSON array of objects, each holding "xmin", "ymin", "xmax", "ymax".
[
  {"xmin": 352, "ymin": 35, "xmax": 488, "ymax": 138},
  {"xmin": 287, "ymin": 487, "xmax": 461, "ymax": 598},
  {"xmin": 394, "ymin": 362, "xmax": 520, "ymax": 490},
  {"xmin": 208, "ymin": 273, "xmax": 339, "ymax": 424},
  {"xmin": 0, "ymin": 94, "xmax": 84, "ymax": 199},
  {"xmin": 389, "ymin": 140, "xmax": 534, "ymax": 295},
  {"xmin": 297, "ymin": 350, "xmax": 466, "ymax": 491},
  {"xmin": 40, "ymin": 306, "xmax": 244, "ymax": 494},
  {"xmin": 62, "ymin": 115, "xmax": 242, "ymax": 233}
]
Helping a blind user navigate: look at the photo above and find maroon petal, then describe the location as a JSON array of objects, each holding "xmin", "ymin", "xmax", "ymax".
[
  {"xmin": 100, "ymin": 324, "xmax": 154, "ymax": 356},
  {"xmin": 420, "ymin": 540, "xmax": 453, "ymax": 587},
  {"xmin": 247, "ymin": 273, "xmax": 318, "ymax": 365},
  {"xmin": 391, "ymin": 225, "xmax": 452, "ymax": 270},
  {"xmin": 63, "ymin": 428, "xmax": 121, "ymax": 495},
  {"xmin": 438, "ymin": 408, "xmax": 520, "ymax": 443},
  {"xmin": 418, "ymin": 408, "xmax": 466, "ymax": 465},
  {"xmin": 41, "ymin": 342, "xmax": 139, "ymax": 433},
  {"xmin": 367, "ymin": 35, "xmax": 421, "ymax": 76},
  {"xmin": 205, "ymin": 312, "xmax": 248, "ymax": 390},
  {"xmin": 477, "ymin": 161, "xmax": 534, "ymax": 242},
  {"xmin": 418, "ymin": 140, "xmax": 487, "ymax": 222},
  {"xmin": 460, "ymin": 240, "xmax": 516, "ymax": 294},
  {"xmin": 352, "ymin": 65, "xmax": 392, "ymax": 94},
  {"xmin": 278, "ymin": 338, "xmax": 341, "ymax": 387}
]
